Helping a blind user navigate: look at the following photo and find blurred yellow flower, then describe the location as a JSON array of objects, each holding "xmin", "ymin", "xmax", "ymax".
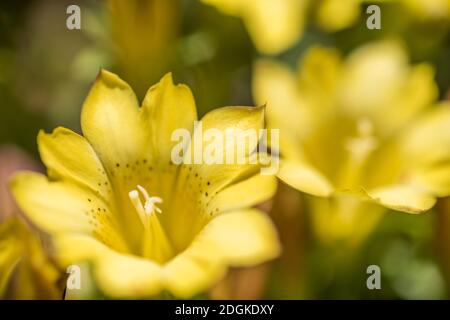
[
  {"xmin": 202, "ymin": 0, "xmax": 450, "ymax": 55},
  {"xmin": 253, "ymin": 41, "xmax": 450, "ymax": 243},
  {"xmin": 11, "ymin": 70, "xmax": 280, "ymax": 298},
  {"xmin": 0, "ymin": 218, "xmax": 61, "ymax": 299},
  {"xmin": 402, "ymin": 0, "xmax": 450, "ymax": 19},
  {"xmin": 201, "ymin": 0, "xmax": 308, "ymax": 54},
  {"xmin": 315, "ymin": 0, "xmax": 360, "ymax": 31},
  {"xmin": 200, "ymin": 0, "xmax": 362, "ymax": 54}
]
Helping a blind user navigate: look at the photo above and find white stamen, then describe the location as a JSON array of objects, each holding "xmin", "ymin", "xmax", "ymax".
[
  {"xmin": 144, "ymin": 196, "xmax": 163, "ymax": 215},
  {"xmin": 357, "ymin": 117, "xmax": 374, "ymax": 137},
  {"xmin": 128, "ymin": 185, "xmax": 163, "ymax": 226},
  {"xmin": 345, "ymin": 117, "xmax": 378, "ymax": 161},
  {"xmin": 137, "ymin": 185, "xmax": 150, "ymax": 200}
]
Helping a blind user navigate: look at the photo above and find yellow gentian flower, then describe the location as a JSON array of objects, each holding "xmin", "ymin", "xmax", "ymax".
[
  {"xmin": 200, "ymin": 0, "xmax": 359, "ymax": 54},
  {"xmin": 0, "ymin": 218, "xmax": 61, "ymax": 299},
  {"xmin": 202, "ymin": 0, "xmax": 450, "ymax": 55},
  {"xmin": 11, "ymin": 70, "xmax": 280, "ymax": 298},
  {"xmin": 253, "ymin": 41, "xmax": 450, "ymax": 243},
  {"xmin": 402, "ymin": 0, "xmax": 450, "ymax": 19},
  {"xmin": 201, "ymin": 0, "xmax": 308, "ymax": 55}
]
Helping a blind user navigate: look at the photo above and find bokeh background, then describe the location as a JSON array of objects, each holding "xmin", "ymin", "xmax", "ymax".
[{"xmin": 1, "ymin": 0, "xmax": 450, "ymax": 299}]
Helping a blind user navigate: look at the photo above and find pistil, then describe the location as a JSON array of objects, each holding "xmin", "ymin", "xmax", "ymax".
[{"xmin": 128, "ymin": 185, "xmax": 173, "ymax": 263}]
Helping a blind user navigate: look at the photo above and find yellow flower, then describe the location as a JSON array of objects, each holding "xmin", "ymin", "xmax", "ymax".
[
  {"xmin": 315, "ymin": 0, "xmax": 360, "ymax": 31},
  {"xmin": 402, "ymin": 0, "xmax": 450, "ymax": 20},
  {"xmin": 201, "ymin": 0, "xmax": 308, "ymax": 55},
  {"xmin": 253, "ymin": 41, "xmax": 450, "ymax": 243},
  {"xmin": 11, "ymin": 70, "xmax": 280, "ymax": 298},
  {"xmin": 201, "ymin": 0, "xmax": 450, "ymax": 55},
  {"xmin": 0, "ymin": 218, "xmax": 61, "ymax": 299},
  {"xmin": 200, "ymin": 0, "xmax": 360, "ymax": 55}
]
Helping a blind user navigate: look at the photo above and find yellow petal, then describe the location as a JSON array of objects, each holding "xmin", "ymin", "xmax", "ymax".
[
  {"xmin": 402, "ymin": 0, "xmax": 450, "ymax": 19},
  {"xmin": 401, "ymin": 103, "xmax": 450, "ymax": 166},
  {"xmin": 141, "ymin": 73, "xmax": 198, "ymax": 166},
  {"xmin": 297, "ymin": 46, "xmax": 342, "ymax": 104},
  {"xmin": 242, "ymin": 0, "xmax": 306, "ymax": 54},
  {"xmin": 409, "ymin": 164, "xmax": 450, "ymax": 197},
  {"xmin": 38, "ymin": 127, "xmax": 110, "ymax": 200},
  {"xmin": 189, "ymin": 104, "xmax": 265, "ymax": 170},
  {"xmin": 389, "ymin": 63, "xmax": 438, "ymax": 130},
  {"xmin": 253, "ymin": 59, "xmax": 309, "ymax": 138},
  {"xmin": 208, "ymin": 173, "xmax": 277, "ymax": 213},
  {"xmin": 55, "ymin": 234, "xmax": 162, "ymax": 298},
  {"xmin": 316, "ymin": 0, "xmax": 360, "ymax": 31},
  {"xmin": 339, "ymin": 41, "xmax": 409, "ymax": 116},
  {"xmin": 277, "ymin": 160, "xmax": 334, "ymax": 197},
  {"xmin": 368, "ymin": 185, "xmax": 436, "ymax": 213},
  {"xmin": 309, "ymin": 196, "xmax": 386, "ymax": 247},
  {"xmin": 338, "ymin": 41, "xmax": 438, "ymax": 135},
  {"xmin": 164, "ymin": 209, "xmax": 280, "ymax": 298},
  {"xmin": 400, "ymin": 104, "xmax": 450, "ymax": 196},
  {"xmin": 10, "ymin": 172, "xmax": 126, "ymax": 251},
  {"xmin": 163, "ymin": 241, "xmax": 226, "ymax": 299},
  {"xmin": 0, "ymin": 219, "xmax": 22, "ymax": 297},
  {"xmin": 80, "ymin": 69, "xmax": 151, "ymax": 250},
  {"xmin": 200, "ymin": 105, "xmax": 265, "ymax": 138},
  {"xmin": 166, "ymin": 106, "xmax": 266, "ymax": 250},
  {"xmin": 0, "ymin": 218, "xmax": 60, "ymax": 299},
  {"xmin": 81, "ymin": 69, "xmax": 146, "ymax": 174},
  {"xmin": 202, "ymin": 0, "xmax": 306, "ymax": 54},
  {"xmin": 204, "ymin": 209, "xmax": 280, "ymax": 266},
  {"xmin": 185, "ymin": 104, "xmax": 266, "ymax": 195}
]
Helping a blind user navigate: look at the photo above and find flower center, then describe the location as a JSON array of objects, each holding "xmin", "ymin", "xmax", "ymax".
[
  {"xmin": 345, "ymin": 117, "xmax": 378, "ymax": 161},
  {"xmin": 337, "ymin": 117, "xmax": 379, "ymax": 188},
  {"xmin": 128, "ymin": 185, "xmax": 163, "ymax": 226},
  {"xmin": 128, "ymin": 185, "xmax": 173, "ymax": 263}
]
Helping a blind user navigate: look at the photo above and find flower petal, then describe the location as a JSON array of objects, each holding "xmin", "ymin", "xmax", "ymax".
[
  {"xmin": 316, "ymin": 0, "xmax": 360, "ymax": 31},
  {"xmin": 188, "ymin": 105, "xmax": 266, "ymax": 186},
  {"xmin": 242, "ymin": 0, "xmax": 306, "ymax": 54},
  {"xmin": 253, "ymin": 59, "xmax": 309, "ymax": 138},
  {"xmin": 166, "ymin": 105, "xmax": 267, "ymax": 251},
  {"xmin": 207, "ymin": 173, "xmax": 277, "ymax": 213},
  {"xmin": 202, "ymin": 0, "xmax": 306, "ymax": 54},
  {"xmin": 80, "ymin": 69, "xmax": 151, "ymax": 250},
  {"xmin": 81, "ymin": 69, "xmax": 146, "ymax": 173},
  {"xmin": 277, "ymin": 160, "xmax": 333, "ymax": 197},
  {"xmin": 400, "ymin": 104, "xmax": 450, "ymax": 196},
  {"xmin": 0, "ymin": 218, "xmax": 60, "ymax": 299},
  {"xmin": 401, "ymin": 104, "xmax": 450, "ymax": 166},
  {"xmin": 163, "ymin": 209, "xmax": 280, "ymax": 298},
  {"xmin": 0, "ymin": 219, "xmax": 22, "ymax": 297},
  {"xmin": 141, "ymin": 73, "xmax": 198, "ymax": 166},
  {"xmin": 55, "ymin": 234, "xmax": 162, "ymax": 298},
  {"xmin": 10, "ymin": 172, "xmax": 126, "ymax": 251},
  {"xmin": 409, "ymin": 164, "xmax": 450, "ymax": 197},
  {"xmin": 368, "ymin": 185, "xmax": 436, "ymax": 214},
  {"xmin": 162, "ymin": 242, "xmax": 225, "ymax": 299},
  {"xmin": 38, "ymin": 127, "xmax": 110, "ymax": 200}
]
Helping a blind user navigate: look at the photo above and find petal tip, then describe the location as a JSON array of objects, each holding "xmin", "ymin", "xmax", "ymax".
[{"xmin": 95, "ymin": 69, "xmax": 130, "ymax": 90}]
